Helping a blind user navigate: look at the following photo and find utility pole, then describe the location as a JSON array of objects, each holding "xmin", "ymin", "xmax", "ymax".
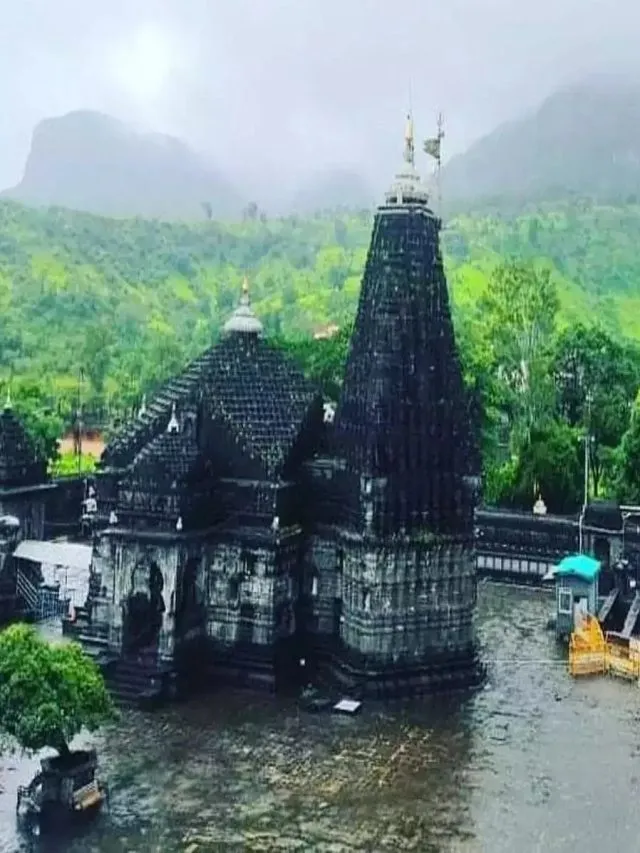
[
  {"xmin": 578, "ymin": 390, "xmax": 593, "ymax": 554},
  {"xmin": 76, "ymin": 367, "xmax": 84, "ymax": 475}
]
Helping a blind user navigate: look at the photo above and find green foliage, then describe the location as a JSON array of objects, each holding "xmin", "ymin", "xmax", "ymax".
[
  {"xmin": 552, "ymin": 325, "xmax": 640, "ymax": 495},
  {"xmin": 0, "ymin": 623, "xmax": 115, "ymax": 756},
  {"xmin": 274, "ymin": 324, "xmax": 353, "ymax": 399},
  {"xmin": 510, "ymin": 420, "xmax": 583, "ymax": 514},
  {"xmin": 613, "ymin": 392, "xmax": 640, "ymax": 504},
  {"xmin": 49, "ymin": 451, "xmax": 97, "ymax": 477},
  {"xmin": 2, "ymin": 197, "xmax": 640, "ymax": 509}
]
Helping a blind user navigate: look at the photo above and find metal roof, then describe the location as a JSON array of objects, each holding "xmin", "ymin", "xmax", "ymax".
[
  {"xmin": 13, "ymin": 540, "xmax": 92, "ymax": 571},
  {"xmin": 554, "ymin": 554, "xmax": 601, "ymax": 583}
]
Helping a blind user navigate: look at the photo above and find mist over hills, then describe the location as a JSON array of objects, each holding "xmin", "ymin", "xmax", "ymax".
[
  {"xmin": 3, "ymin": 76, "xmax": 640, "ymax": 219},
  {"xmin": 441, "ymin": 76, "xmax": 640, "ymax": 209},
  {"xmin": 1, "ymin": 110, "xmax": 242, "ymax": 220}
]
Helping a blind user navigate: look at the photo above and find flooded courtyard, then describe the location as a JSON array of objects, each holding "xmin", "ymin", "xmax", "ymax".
[{"xmin": 2, "ymin": 581, "xmax": 640, "ymax": 852}]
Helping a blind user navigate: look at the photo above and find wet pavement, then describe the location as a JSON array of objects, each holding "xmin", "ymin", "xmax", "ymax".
[{"xmin": 2, "ymin": 581, "xmax": 640, "ymax": 852}]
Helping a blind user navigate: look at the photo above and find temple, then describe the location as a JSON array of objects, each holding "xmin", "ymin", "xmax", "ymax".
[
  {"xmin": 81, "ymin": 117, "xmax": 482, "ymax": 700},
  {"xmin": 0, "ymin": 394, "xmax": 53, "ymax": 622}
]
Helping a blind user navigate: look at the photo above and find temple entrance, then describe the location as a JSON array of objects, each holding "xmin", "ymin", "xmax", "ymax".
[
  {"xmin": 175, "ymin": 557, "xmax": 204, "ymax": 640},
  {"xmin": 333, "ymin": 597, "xmax": 342, "ymax": 644},
  {"xmin": 123, "ymin": 560, "xmax": 165, "ymax": 653},
  {"xmin": 238, "ymin": 602, "xmax": 255, "ymax": 645}
]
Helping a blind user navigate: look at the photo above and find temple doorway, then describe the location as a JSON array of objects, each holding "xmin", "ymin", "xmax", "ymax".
[
  {"xmin": 123, "ymin": 560, "xmax": 165, "ymax": 653},
  {"xmin": 175, "ymin": 557, "xmax": 204, "ymax": 639}
]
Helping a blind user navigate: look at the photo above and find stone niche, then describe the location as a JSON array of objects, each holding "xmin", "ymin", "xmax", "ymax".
[{"xmin": 305, "ymin": 535, "xmax": 342, "ymax": 642}]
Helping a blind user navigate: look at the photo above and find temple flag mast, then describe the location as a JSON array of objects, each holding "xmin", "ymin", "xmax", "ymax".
[{"xmin": 423, "ymin": 112, "xmax": 445, "ymax": 213}]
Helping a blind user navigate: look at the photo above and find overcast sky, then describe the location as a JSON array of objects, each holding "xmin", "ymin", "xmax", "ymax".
[{"xmin": 1, "ymin": 0, "xmax": 638, "ymax": 197}]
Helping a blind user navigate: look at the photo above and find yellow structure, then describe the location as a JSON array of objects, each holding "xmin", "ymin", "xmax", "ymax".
[
  {"xmin": 568, "ymin": 613, "xmax": 640, "ymax": 681},
  {"xmin": 604, "ymin": 633, "xmax": 640, "ymax": 681},
  {"xmin": 568, "ymin": 614, "xmax": 606, "ymax": 677}
]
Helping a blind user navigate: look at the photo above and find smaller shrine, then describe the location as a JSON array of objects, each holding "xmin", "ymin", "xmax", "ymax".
[
  {"xmin": 0, "ymin": 394, "xmax": 54, "ymax": 624},
  {"xmin": 86, "ymin": 279, "xmax": 325, "ymax": 699},
  {"xmin": 17, "ymin": 749, "xmax": 108, "ymax": 827},
  {"xmin": 0, "ymin": 393, "xmax": 52, "ymax": 539}
]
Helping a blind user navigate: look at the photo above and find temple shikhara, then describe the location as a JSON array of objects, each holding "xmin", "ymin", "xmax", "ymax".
[{"xmin": 76, "ymin": 115, "xmax": 483, "ymax": 699}]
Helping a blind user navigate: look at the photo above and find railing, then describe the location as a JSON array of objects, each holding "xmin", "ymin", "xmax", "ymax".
[
  {"xmin": 15, "ymin": 570, "xmax": 69, "ymax": 622},
  {"xmin": 15, "ymin": 569, "xmax": 38, "ymax": 613}
]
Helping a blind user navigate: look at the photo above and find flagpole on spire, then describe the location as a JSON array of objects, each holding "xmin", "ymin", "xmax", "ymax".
[
  {"xmin": 423, "ymin": 112, "xmax": 445, "ymax": 214},
  {"xmin": 436, "ymin": 112, "xmax": 444, "ymax": 214}
]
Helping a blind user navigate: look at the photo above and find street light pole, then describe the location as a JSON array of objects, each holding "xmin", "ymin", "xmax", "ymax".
[
  {"xmin": 77, "ymin": 367, "xmax": 84, "ymax": 475},
  {"xmin": 578, "ymin": 390, "xmax": 593, "ymax": 554}
]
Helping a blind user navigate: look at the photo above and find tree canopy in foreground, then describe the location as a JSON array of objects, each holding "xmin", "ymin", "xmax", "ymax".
[{"xmin": 0, "ymin": 623, "xmax": 115, "ymax": 757}]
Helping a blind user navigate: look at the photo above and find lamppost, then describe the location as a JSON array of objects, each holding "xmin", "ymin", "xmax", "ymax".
[
  {"xmin": 76, "ymin": 367, "xmax": 84, "ymax": 475},
  {"xmin": 578, "ymin": 390, "xmax": 593, "ymax": 554}
]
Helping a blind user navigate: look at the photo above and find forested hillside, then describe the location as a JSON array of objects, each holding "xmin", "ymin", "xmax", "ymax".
[
  {"xmin": 4, "ymin": 196, "xmax": 640, "ymax": 508},
  {"xmin": 442, "ymin": 77, "xmax": 640, "ymax": 207}
]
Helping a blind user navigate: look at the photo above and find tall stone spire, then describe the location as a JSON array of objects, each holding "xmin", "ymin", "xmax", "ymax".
[{"xmin": 326, "ymin": 109, "xmax": 481, "ymax": 695}]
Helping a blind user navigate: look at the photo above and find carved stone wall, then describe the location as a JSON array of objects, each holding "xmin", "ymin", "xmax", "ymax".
[
  {"xmin": 337, "ymin": 536, "xmax": 475, "ymax": 664},
  {"xmin": 204, "ymin": 532, "xmax": 301, "ymax": 650},
  {"xmin": 91, "ymin": 531, "xmax": 179, "ymax": 663}
]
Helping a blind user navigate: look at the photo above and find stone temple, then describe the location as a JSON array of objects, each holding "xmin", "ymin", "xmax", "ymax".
[{"xmin": 85, "ymin": 117, "xmax": 482, "ymax": 699}]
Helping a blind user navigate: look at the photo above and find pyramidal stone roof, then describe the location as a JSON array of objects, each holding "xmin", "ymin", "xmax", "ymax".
[
  {"xmin": 103, "ymin": 285, "xmax": 320, "ymax": 478},
  {"xmin": 0, "ymin": 403, "xmax": 48, "ymax": 488},
  {"xmin": 129, "ymin": 429, "xmax": 200, "ymax": 482}
]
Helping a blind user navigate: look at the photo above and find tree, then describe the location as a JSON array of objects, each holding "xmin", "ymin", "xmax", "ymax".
[
  {"xmin": 0, "ymin": 624, "xmax": 115, "ymax": 758},
  {"xmin": 494, "ymin": 419, "xmax": 582, "ymax": 514},
  {"xmin": 614, "ymin": 391, "xmax": 640, "ymax": 504},
  {"xmin": 481, "ymin": 261, "xmax": 559, "ymax": 446},
  {"xmin": 553, "ymin": 325, "xmax": 640, "ymax": 496}
]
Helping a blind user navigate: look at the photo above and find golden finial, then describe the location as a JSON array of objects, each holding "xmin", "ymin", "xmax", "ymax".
[{"xmin": 242, "ymin": 276, "xmax": 249, "ymax": 297}]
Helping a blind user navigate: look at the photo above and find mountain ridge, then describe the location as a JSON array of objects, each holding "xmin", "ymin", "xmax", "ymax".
[{"xmin": 2, "ymin": 109, "xmax": 243, "ymax": 221}]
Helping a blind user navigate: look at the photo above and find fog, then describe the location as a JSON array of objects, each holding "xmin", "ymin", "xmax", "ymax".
[{"xmin": 1, "ymin": 0, "xmax": 638, "ymax": 199}]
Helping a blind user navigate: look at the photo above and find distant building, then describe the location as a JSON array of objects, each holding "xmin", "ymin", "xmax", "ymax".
[
  {"xmin": 85, "ymin": 118, "xmax": 482, "ymax": 700},
  {"xmin": 313, "ymin": 324, "xmax": 340, "ymax": 340}
]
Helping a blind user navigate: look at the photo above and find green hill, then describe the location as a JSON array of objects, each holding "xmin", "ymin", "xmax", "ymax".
[
  {"xmin": 1, "ymin": 197, "xmax": 640, "ymax": 421},
  {"xmin": 442, "ymin": 76, "xmax": 640, "ymax": 207},
  {"xmin": 2, "ymin": 111, "xmax": 241, "ymax": 220}
]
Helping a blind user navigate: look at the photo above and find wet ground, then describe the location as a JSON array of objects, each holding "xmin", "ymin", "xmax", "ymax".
[{"xmin": 2, "ymin": 581, "xmax": 640, "ymax": 852}]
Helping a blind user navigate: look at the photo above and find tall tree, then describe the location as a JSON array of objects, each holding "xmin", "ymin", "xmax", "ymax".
[
  {"xmin": 481, "ymin": 261, "xmax": 559, "ymax": 444},
  {"xmin": 553, "ymin": 325, "xmax": 640, "ymax": 495}
]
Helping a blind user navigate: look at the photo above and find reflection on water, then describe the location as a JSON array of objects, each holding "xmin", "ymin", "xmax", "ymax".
[{"xmin": 2, "ymin": 581, "xmax": 640, "ymax": 852}]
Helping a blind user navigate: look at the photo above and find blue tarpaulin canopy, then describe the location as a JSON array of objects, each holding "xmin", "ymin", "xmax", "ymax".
[{"xmin": 553, "ymin": 554, "xmax": 601, "ymax": 583}]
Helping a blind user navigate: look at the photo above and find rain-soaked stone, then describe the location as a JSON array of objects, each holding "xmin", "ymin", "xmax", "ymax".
[{"xmin": 3, "ymin": 583, "xmax": 640, "ymax": 851}]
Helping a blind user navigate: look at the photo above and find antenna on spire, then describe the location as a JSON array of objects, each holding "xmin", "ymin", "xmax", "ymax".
[
  {"xmin": 4, "ymin": 384, "xmax": 11, "ymax": 411},
  {"xmin": 241, "ymin": 275, "xmax": 250, "ymax": 303}
]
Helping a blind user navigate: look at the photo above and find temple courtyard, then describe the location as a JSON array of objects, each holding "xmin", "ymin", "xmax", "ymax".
[{"xmin": 1, "ymin": 581, "xmax": 639, "ymax": 852}]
